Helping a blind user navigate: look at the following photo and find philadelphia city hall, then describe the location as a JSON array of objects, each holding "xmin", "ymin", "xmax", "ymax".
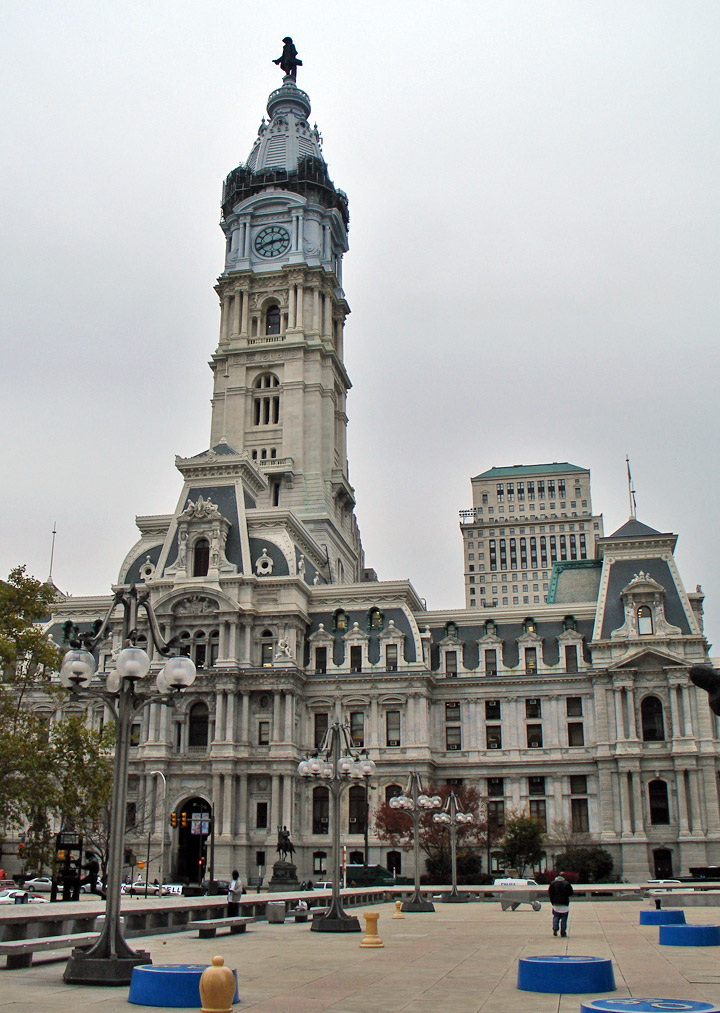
[{"xmin": 40, "ymin": 44, "xmax": 718, "ymax": 886}]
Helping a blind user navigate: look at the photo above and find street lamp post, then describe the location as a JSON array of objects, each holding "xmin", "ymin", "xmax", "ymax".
[
  {"xmin": 149, "ymin": 770, "xmax": 167, "ymax": 897},
  {"xmin": 433, "ymin": 792, "xmax": 474, "ymax": 903},
  {"xmin": 390, "ymin": 771, "xmax": 441, "ymax": 912},
  {"xmin": 298, "ymin": 719, "xmax": 375, "ymax": 932},
  {"xmin": 60, "ymin": 586, "xmax": 196, "ymax": 986}
]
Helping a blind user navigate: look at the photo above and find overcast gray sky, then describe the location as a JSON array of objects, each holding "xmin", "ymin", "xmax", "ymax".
[{"xmin": 2, "ymin": 1, "xmax": 719, "ymax": 649}]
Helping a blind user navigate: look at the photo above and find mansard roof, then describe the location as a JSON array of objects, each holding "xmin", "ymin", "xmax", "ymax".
[
  {"xmin": 607, "ymin": 518, "xmax": 665, "ymax": 539},
  {"xmin": 473, "ymin": 462, "xmax": 585, "ymax": 480}
]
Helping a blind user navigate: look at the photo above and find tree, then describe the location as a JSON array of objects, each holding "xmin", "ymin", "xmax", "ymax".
[
  {"xmin": 499, "ymin": 811, "xmax": 546, "ymax": 875},
  {"xmin": 0, "ymin": 567, "xmax": 114, "ymax": 872},
  {"xmin": 546, "ymin": 821, "xmax": 614, "ymax": 883},
  {"xmin": 374, "ymin": 783, "xmax": 486, "ymax": 883}
]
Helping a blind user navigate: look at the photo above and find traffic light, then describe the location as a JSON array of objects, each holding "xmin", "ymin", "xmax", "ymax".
[
  {"xmin": 170, "ymin": 812, "xmax": 177, "ymax": 828},
  {"xmin": 181, "ymin": 813, "xmax": 187, "ymax": 828}
]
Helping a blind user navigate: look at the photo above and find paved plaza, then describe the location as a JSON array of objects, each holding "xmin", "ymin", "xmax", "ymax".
[{"xmin": 3, "ymin": 898, "xmax": 720, "ymax": 1011}]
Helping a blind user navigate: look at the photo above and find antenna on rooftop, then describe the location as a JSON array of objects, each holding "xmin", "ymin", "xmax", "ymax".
[
  {"xmin": 625, "ymin": 456, "xmax": 637, "ymax": 519},
  {"xmin": 48, "ymin": 521, "xmax": 57, "ymax": 582}
]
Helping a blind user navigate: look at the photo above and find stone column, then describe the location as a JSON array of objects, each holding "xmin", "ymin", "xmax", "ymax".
[
  {"xmin": 323, "ymin": 291, "xmax": 332, "ymax": 338},
  {"xmin": 296, "ymin": 282, "xmax": 304, "ymax": 331},
  {"xmin": 241, "ymin": 286, "xmax": 249, "ymax": 334},
  {"xmin": 614, "ymin": 690, "xmax": 625, "ymax": 740},
  {"xmin": 619, "ymin": 771, "xmax": 633, "ymax": 836},
  {"xmin": 282, "ymin": 774, "xmax": 293, "ymax": 830},
  {"xmin": 226, "ymin": 692, "xmax": 236, "ymax": 743},
  {"xmin": 631, "ymin": 773, "xmax": 644, "ymax": 835},
  {"xmin": 241, "ymin": 694, "xmax": 250, "ymax": 744},
  {"xmin": 669, "ymin": 687, "xmax": 681, "ymax": 739},
  {"xmin": 681, "ymin": 686, "xmax": 693, "ymax": 736},
  {"xmin": 288, "ymin": 286, "xmax": 296, "ymax": 328},
  {"xmin": 215, "ymin": 692, "xmax": 226, "ymax": 742},
  {"xmin": 223, "ymin": 774, "xmax": 233, "ymax": 837},
  {"xmin": 312, "ymin": 287, "xmax": 320, "ymax": 332},
  {"xmin": 273, "ymin": 693, "xmax": 281, "ymax": 743},
  {"xmin": 271, "ymin": 775, "xmax": 281, "ymax": 833},
  {"xmin": 676, "ymin": 770, "xmax": 690, "ymax": 834},
  {"xmin": 284, "ymin": 692, "xmax": 294, "ymax": 741},
  {"xmin": 369, "ymin": 698, "xmax": 379, "ymax": 748},
  {"xmin": 237, "ymin": 774, "xmax": 248, "ymax": 837},
  {"xmin": 233, "ymin": 290, "xmax": 241, "ymax": 335},
  {"xmin": 688, "ymin": 770, "xmax": 704, "ymax": 834}
]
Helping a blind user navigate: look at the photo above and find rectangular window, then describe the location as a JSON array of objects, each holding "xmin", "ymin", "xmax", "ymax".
[
  {"xmin": 485, "ymin": 699, "xmax": 501, "ymax": 720},
  {"xmin": 314, "ymin": 712, "xmax": 329, "ymax": 749},
  {"xmin": 579, "ymin": 533, "xmax": 587, "ymax": 558},
  {"xmin": 486, "ymin": 725, "xmax": 502, "ymax": 749},
  {"xmin": 571, "ymin": 797, "xmax": 589, "ymax": 833},
  {"xmin": 488, "ymin": 776, "xmax": 504, "ymax": 797},
  {"xmin": 528, "ymin": 482, "xmax": 535, "ymax": 499},
  {"xmin": 527, "ymin": 724, "xmax": 543, "ymax": 748},
  {"xmin": 570, "ymin": 775, "xmax": 588, "ymax": 794},
  {"xmin": 130, "ymin": 722, "xmax": 141, "ymax": 747},
  {"xmin": 525, "ymin": 647, "xmax": 537, "ymax": 673},
  {"xmin": 525, "ymin": 698, "xmax": 541, "ymax": 719},
  {"xmin": 261, "ymin": 642, "xmax": 273, "ymax": 666},
  {"xmin": 538, "ymin": 481, "xmax": 545, "ymax": 498},
  {"xmin": 446, "ymin": 725, "xmax": 462, "ymax": 751},
  {"xmin": 445, "ymin": 651, "xmax": 458, "ymax": 677},
  {"xmin": 256, "ymin": 850, "xmax": 266, "ymax": 867},
  {"xmin": 350, "ymin": 711, "xmax": 364, "ymax": 747},
  {"xmin": 386, "ymin": 644, "xmax": 398, "ymax": 672},
  {"xmin": 566, "ymin": 696, "xmax": 583, "ymax": 717},
  {"xmin": 487, "ymin": 799, "xmax": 505, "ymax": 829},
  {"xmin": 529, "ymin": 799, "xmax": 546, "ymax": 829},
  {"xmin": 517, "ymin": 482, "xmax": 525, "ymax": 500},
  {"xmin": 528, "ymin": 775, "xmax": 545, "ymax": 795},
  {"xmin": 445, "ymin": 701, "xmax": 461, "ymax": 722},
  {"xmin": 126, "ymin": 802, "xmax": 137, "ymax": 829},
  {"xmin": 313, "ymin": 789, "xmax": 329, "ymax": 834},
  {"xmin": 496, "ymin": 483, "xmax": 504, "ymax": 502},
  {"xmin": 256, "ymin": 801, "xmax": 268, "ymax": 829},
  {"xmin": 568, "ymin": 722, "xmax": 584, "ymax": 746},
  {"xmin": 315, "ymin": 646, "xmax": 327, "ymax": 673},
  {"xmin": 565, "ymin": 645, "xmax": 578, "ymax": 673},
  {"xmin": 386, "ymin": 710, "xmax": 401, "ymax": 747},
  {"xmin": 258, "ymin": 720, "xmax": 270, "ymax": 746},
  {"xmin": 548, "ymin": 481, "xmax": 556, "ymax": 498},
  {"xmin": 350, "ymin": 645, "xmax": 362, "ymax": 673},
  {"xmin": 485, "ymin": 649, "xmax": 498, "ymax": 675}
]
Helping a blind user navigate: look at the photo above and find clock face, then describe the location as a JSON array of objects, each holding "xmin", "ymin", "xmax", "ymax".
[{"xmin": 254, "ymin": 225, "xmax": 291, "ymax": 258}]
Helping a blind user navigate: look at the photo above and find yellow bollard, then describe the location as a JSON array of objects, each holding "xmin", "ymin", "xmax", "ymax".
[
  {"xmin": 392, "ymin": 900, "xmax": 405, "ymax": 919},
  {"xmin": 199, "ymin": 955, "xmax": 236, "ymax": 1013},
  {"xmin": 360, "ymin": 911, "xmax": 384, "ymax": 948}
]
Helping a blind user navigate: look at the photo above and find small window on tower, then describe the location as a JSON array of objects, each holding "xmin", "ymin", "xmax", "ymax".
[{"xmin": 266, "ymin": 305, "xmax": 281, "ymax": 335}]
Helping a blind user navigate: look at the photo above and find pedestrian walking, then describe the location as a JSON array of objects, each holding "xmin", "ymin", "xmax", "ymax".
[
  {"xmin": 548, "ymin": 874, "xmax": 573, "ymax": 937},
  {"xmin": 227, "ymin": 870, "xmax": 243, "ymax": 916}
]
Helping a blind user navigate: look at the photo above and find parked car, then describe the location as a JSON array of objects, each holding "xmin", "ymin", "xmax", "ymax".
[
  {"xmin": 493, "ymin": 878, "xmax": 539, "ymax": 887},
  {"xmin": 0, "ymin": 889, "xmax": 48, "ymax": 905},
  {"xmin": 22, "ymin": 876, "xmax": 53, "ymax": 892},
  {"xmin": 80, "ymin": 879, "xmax": 103, "ymax": 894},
  {"xmin": 313, "ymin": 881, "xmax": 333, "ymax": 890}
]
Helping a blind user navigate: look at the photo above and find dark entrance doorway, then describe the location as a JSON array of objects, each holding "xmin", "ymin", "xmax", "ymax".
[
  {"xmin": 653, "ymin": 848, "xmax": 673, "ymax": 878},
  {"xmin": 176, "ymin": 797, "xmax": 212, "ymax": 884}
]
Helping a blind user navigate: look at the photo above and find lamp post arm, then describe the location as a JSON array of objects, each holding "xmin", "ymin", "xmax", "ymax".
[{"xmin": 136, "ymin": 590, "xmax": 177, "ymax": 657}]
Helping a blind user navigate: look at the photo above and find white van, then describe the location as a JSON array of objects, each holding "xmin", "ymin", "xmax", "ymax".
[{"xmin": 493, "ymin": 877, "xmax": 539, "ymax": 887}]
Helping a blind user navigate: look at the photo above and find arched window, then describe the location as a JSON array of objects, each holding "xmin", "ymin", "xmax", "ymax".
[
  {"xmin": 193, "ymin": 630, "xmax": 207, "ymax": 669},
  {"xmin": 385, "ymin": 784, "xmax": 403, "ymax": 803},
  {"xmin": 638, "ymin": 606, "xmax": 653, "ymax": 635},
  {"xmin": 265, "ymin": 304, "xmax": 281, "ymax": 335},
  {"xmin": 312, "ymin": 786, "xmax": 329, "ymax": 834},
  {"xmin": 253, "ymin": 374, "xmax": 280, "ymax": 426},
  {"xmin": 368, "ymin": 607, "xmax": 383, "ymax": 631},
  {"xmin": 648, "ymin": 779, "xmax": 670, "ymax": 824},
  {"xmin": 209, "ymin": 629, "xmax": 219, "ymax": 667},
  {"xmin": 523, "ymin": 617, "xmax": 537, "ymax": 634},
  {"xmin": 641, "ymin": 696, "xmax": 665, "ymax": 741},
  {"xmin": 193, "ymin": 538, "xmax": 210, "ymax": 577},
  {"xmin": 260, "ymin": 630, "xmax": 274, "ymax": 667},
  {"xmin": 188, "ymin": 702, "xmax": 209, "ymax": 750},
  {"xmin": 484, "ymin": 620, "xmax": 497, "ymax": 637},
  {"xmin": 349, "ymin": 850, "xmax": 364, "ymax": 866},
  {"xmin": 387, "ymin": 850, "xmax": 402, "ymax": 875},
  {"xmin": 333, "ymin": 609, "xmax": 348, "ymax": 633},
  {"xmin": 348, "ymin": 785, "xmax": 366, "ymax": 835},
  {"xmin": 445, "ymin": 621, "xmax": 458, "ymax": 639}
]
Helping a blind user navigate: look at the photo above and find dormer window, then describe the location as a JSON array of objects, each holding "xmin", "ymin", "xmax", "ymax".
[
  {"xmin": 265, "ymin": 304, "xmax": 281, "ymax": 335},
  {"xmin": 368, "ymin": 607, "xmax": 383, "ymax": 631},
  {"xmin": 333, "ymin": 609, "xmax": 348, "ymax": 633},
  {"xmin": 523, "ymin": 617, "xmax": 537, "ymax": 635},
  {"xmin": 193, "ymin": 538, "xmax": 210, "ymax": 577},
  {"xmin": 445, "ymin": 621, "xmax": 458, "ymax": 639},
  {"xmin": 637, "ymin": 606, "xmax": 653, "ymax": 635},
  {"xmin": 484, "ymin": 620, "xmax": 497, "ymax": 637},
  {"xmin": 563, "ymin": 615, "xmax": 577, "ymax": 632}
]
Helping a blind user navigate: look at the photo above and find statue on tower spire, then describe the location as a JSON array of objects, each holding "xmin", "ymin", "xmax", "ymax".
[{"xmin": 273, "ymin": 37, "xmax": 302, "ymax": 80}]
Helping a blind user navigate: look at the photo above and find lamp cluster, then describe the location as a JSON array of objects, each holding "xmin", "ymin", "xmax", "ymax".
[
  {"xmin": 389, "ymin": 792, "xmax": 442, "ymax": 812},
  {"xmin": 59, "ymin": 647, "xmax": 197, "ymax": 693},
  {"xmin": 297, "ymin": 754, "xmax": 376, "ymax": 780}
]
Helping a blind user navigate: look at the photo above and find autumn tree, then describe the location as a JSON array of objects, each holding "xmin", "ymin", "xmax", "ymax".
[
  {"xmin": 499, "ymin": 811, "xmax": 546, "ymax": 876},
  {"xmin": 546, "ymin": 821, "xmax": 613, "ymax": 883},
  {"xmin": 374, "ymin": 783, "xmax": 486, "ymax": 883}
]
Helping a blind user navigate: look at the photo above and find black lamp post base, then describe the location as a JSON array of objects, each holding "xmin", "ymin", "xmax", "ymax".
[
  {"xmin": 402, "ymin": 898, "xmax": 435, "ymax": 913},
  {"xmin": 443, "ymin": 891, "xmax": 470, "ymax": 903},
  {"xmin": 63, "ymin": 950, "xmax": 151, "ymax": 986},
  {"xmin": 311, "ymin": 910, "xmax": 361, "ymax": 932}
]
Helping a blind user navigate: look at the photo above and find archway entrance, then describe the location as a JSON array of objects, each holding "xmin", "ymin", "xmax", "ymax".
[
  {"xmin": 653, "ymin": 848, "xmax": 673, "ymax": 879},
  {"xmin": 175, "ymin": 796, "xmax": 212, "ymax": 884}
]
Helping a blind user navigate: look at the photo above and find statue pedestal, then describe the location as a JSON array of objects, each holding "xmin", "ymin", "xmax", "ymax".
[{"xmin": 268, "ymin": 860, "xmax": 299, "ymax": 892}]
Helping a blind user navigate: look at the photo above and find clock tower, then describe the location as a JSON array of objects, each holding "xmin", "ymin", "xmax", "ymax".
[{"xmin": 210, "ymin": 56, "xmax": 363, "ymax": 581}]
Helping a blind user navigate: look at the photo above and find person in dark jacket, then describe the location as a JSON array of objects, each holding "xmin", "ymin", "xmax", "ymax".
[{"xmin": 548, "ymin": 874, "xmax": 573, "ymax": 936}]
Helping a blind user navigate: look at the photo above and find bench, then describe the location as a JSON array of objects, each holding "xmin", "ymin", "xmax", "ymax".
[
  {"xmin": 0, "ymin": 931, "xmax": 99, "ymax": 969},
  {"xmin": 186, "ymin": 916, "xmax": 251, "ymax": 939}
]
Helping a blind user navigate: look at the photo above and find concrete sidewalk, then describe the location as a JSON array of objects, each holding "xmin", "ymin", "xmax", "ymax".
[{"xmin": 2, "ymin": 898, "xmax": 720, "ymax": 1011}]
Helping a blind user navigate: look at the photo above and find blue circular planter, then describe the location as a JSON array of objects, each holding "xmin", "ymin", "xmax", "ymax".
[
  {"xmin": 517, "ymin": 955, "xmax": 616, "ymax": 994},
  {"xmin": 581, "ymin": 1001, "xmax": 720, "ymax": 1012},
  {"xmin": 128, "ymin": 963, "xmax": 240, "ymax": 1007},
  {"xmin": 639, "ymin": 909, "xmax": 686, "ymax": 925},
  {"xmin": 659, "ymin": 924, "xmax": 720, "ymax": 947}
]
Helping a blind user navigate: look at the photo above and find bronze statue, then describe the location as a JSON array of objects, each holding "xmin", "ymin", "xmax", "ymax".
[
  {"xmin": 273, "ymin": 37, "xmax": 302, "ymax": 80},
  {"xmin": 690, "ymin": 665, "xmax": 720, "ymax": 715},
  {"xmin": 276, "ymin": 825, "xmax": 295, "ymax": 862}
]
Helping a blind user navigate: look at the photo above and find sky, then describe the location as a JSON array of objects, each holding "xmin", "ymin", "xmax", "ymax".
[{"xmin": 1, "ymin": 1, "xmax": 719, "ymax": 649}]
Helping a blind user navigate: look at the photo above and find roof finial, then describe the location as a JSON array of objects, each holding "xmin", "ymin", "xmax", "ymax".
[
  {"xmin": 272, "ymin": 37, "xmax": 302, "ymax": 81},
  {"xmin": 625, "ymin": 455, "xmax": 637, "ymax": 519},
  {"xmin": 48, "ymin": 520, "xmax": 57, "ymax": 582}
]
